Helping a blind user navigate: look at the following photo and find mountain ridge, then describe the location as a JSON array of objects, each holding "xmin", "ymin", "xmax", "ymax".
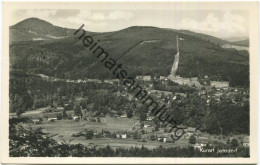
[
  {"xmin": 9, "ymin": 18, "xmax": 249, "ymax": 87},
  {"xmin": 10, "ymin": 17, "xmax": 234, "ymax": 45}
]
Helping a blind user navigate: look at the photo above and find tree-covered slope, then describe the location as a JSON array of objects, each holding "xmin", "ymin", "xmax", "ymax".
[{"xmin": 10, "ymin": 18, "xmax": 249, "ymax": 87}]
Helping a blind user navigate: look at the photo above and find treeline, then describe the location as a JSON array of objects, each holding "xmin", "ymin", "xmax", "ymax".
[
  {"xmin": 177, "ymin": 55, "xmax": 249, "ymax": 87},
  {"xmin": 9, "ymin": 118, "xmax": 249, "ymax": 157},
  {"xmin": 169, "ymin": 94, "xmax": 249, "ymax": 135}
]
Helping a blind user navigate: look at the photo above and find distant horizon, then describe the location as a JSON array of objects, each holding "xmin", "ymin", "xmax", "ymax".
[
  {"xmin": 11, "ymin": 17, "xmax": 249, "ymax": 41},
  {"xmin": 10, "ymin": 8, "xmax": 249, "ymax": 39}
]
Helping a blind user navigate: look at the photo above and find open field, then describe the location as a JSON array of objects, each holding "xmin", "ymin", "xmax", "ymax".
[
  {"xmin": 9, "ymin": 107, "xmax": 50, "ymax": 118},
  {"xmin": 27, "ymin": 116, "xmax": 191, "ymax": 149},
  {"xmin": 29, "ymin": 116, "xmax": 138, "ymax": 133},
  {"xmin": 14, "ymin": 109, "xmax": 248, "ymax": 149},
  {"xmin": 70, "ymin": 138, "xmax": 190, "ymax": 149}
]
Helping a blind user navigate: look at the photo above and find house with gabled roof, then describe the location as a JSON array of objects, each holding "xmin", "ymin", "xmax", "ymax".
[
  {"xmin": 157, "ymin": 135, "xmax": 167, "ymax": 142},
  {"xmin": 115, "ymin": 131, "xmax": 127, "ymax": 139}
]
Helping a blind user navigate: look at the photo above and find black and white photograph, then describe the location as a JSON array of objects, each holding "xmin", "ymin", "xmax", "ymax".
[{"xmin": 0, "ymin": 1, "xmax": 258, "ymax": 164}]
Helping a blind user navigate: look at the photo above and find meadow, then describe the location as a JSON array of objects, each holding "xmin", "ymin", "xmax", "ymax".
[{"xmin": 18, "ymin": 113, "xmax": 190, "ymax": 149}]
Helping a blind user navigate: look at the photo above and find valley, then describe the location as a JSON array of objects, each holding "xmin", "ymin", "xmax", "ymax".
[{"xmin": 9, "ymin": 17, "xmax": 250, "ymax": 157}]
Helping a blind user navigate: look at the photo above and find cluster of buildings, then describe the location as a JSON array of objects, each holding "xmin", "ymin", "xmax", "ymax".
[
  {"xmin": 37, "ymin": 73, "xmax": 119, "ymax": 85},
  {"xmin": 136, "ymin": 74, "xmax": 230, "ymax": 90}
]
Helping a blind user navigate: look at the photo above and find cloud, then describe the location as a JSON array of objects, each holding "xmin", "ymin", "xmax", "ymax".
[
  {"xmin": 92, "ymin": 13, "xmax": 106, "ymax": 21},
  {"xmin": 59, "ymin": 10, "xmax": 106, "ymax": 29},
  {"xmin": 108, "ymin": 11, "xmax": 135, "ymax": 20},
  {"xmin": 24, "ymin": 9, "xmax": 57, "ymax": 18},
  {"xmin": 59, "ymin": 10, "xmax": 134, "ymax": 30},
  {"xmin": 179, "ymin": 12, "xmax": 246, "ymax": 34},
  {"xmin": 62, "ymin": 10, "xmax": 134, "ymax": 23}
]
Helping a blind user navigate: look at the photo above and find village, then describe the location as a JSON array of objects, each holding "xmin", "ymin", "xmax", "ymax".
[
  {"xmin": 9, "ymin": 34, "xmax": 250, "ymax": 153},
  {"xmin": 12, "ymin": 36, "xmax": 248, "ymax": 151},
  {"xmin": 13, "ymin": 71, "xmax": 249, "ymax": 150}
]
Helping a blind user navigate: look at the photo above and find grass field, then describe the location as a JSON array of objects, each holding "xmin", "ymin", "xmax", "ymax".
[
  {"xmin": 12, "ymin": 108, "xmax": 244, "ymax": 149},
  {"xmin": 30, "ymin": 116, "xmax": 139, "ymax": 136},
  {"xmin": 28, "ymin": 116, "xmax": 190, "ymax": 149}
]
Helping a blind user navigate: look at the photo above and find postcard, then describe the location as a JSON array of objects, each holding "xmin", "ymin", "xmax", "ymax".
[{"xmin": 1, "ymin": 1, "xmax": 258, "ymax": 164}]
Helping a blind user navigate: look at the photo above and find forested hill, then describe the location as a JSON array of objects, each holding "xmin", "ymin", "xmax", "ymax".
[
  {"xmin": 10, "ymin": 18, "xmax": 249, "ymax": 87},
  {"xmin": 10, "ymin": 17, "xmax": 75, "ymax": 42},
  {"xmin": 231, "ymin": 39, "xmax": 249, "ymax": 47}
]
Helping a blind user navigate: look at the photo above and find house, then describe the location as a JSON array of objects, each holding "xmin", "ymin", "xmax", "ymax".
[
  {"xmin": 77, "ymin": 79, "xmax": 83, "ymax": 83},
  {"xmin": 31, "ymin": 117, "xmax": 41, "ymax": 122},
  {"xmin": 104, "ymin": 79, "xmax": 119, "ymax": 84},
  {"xmin": 29, "ymin": 115, "xmax": 42, "ymax": 122},
  {"xmin": 157, "ymin": 134, "xmax": 175, "ymax": 143},
  {"xmin": 143, "ymin": 121, "xmax": 154, "ymax": 128},
  {"xmin": 172, "ymin": 77, "xmax": 191, "ymax": 85},
  {"xmin": 120, "ymin": 114, "xmax": 127, "ymax": 118},
  {"xmin": 44, "ymin": 114, "xmax": 58, "ymax": 121},
  {"xmin": 147, "ymin": 116, "xmax": 154, "ymax": 121},
  {"xmin": 210, "ymin": 81, "xmax": 229, "ymax": 88},
  {"xmin": 57, "ymin": 107, "xmax": 64, "ymax": 111},
  {"xmin": 136, "ymin": 75, "xmax": 152, "ymax": 81},
  {"xmin": 121, "ymin": 134, "xmax": 127, "ymax": 139},
  {"xmin": 159, "ymin": 76, "xmax": 167, "ymax": 80},
  {"xmin": 115, "ymin": 131, "xmax": 127, "ymax": 139},
  {"xmin": 73, "ymin": 116, "xmax": 79, "ymax": 120},
  {"xmin": 194, "ymin": 143, "xmax": 202, "ymax": 149},
  {"xmin": 48, "ymin": 117, "xmax": 57, "ymax": 121},
  {"xmin": 157, "ymin": 136, "xmax": 167, "ymax": 142},
  {"xmin": 196, "ymin": 137, "xmax": 209, "ymax": 147},
  {"xmin": 32, "ymin": 119, "xmax": 40, "ymax": 122},
  {"xmin": 242, "ymin": 136, "xmax": 250, "ymax": 147}
]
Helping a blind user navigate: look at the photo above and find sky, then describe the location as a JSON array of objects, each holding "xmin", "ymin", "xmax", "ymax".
[{"xmin": 11, "ymin": 8, "xmax": 249, "ymax": 39}]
